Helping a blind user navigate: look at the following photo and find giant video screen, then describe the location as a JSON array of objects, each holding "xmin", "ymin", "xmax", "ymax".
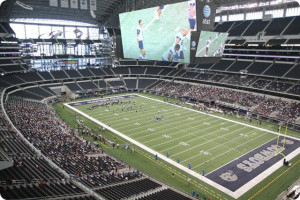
[
  {"xmin": 119, "ymin": 1, "xmax": 197, "ymax": 63},
  {"xmin": 195, "ymin": 31, "xmax": 228, "ymax": 57}
]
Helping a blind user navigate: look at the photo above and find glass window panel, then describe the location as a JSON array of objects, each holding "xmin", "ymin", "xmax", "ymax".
[
  {"xmin": 221, "ymin": 15, "xmax": 228, "ymax": 22},
  {"xmin": 246, "ymin": 12, "xmax": 263, "ymax": 20},
  {"xmin": 10, "ymin": 23, "xmax": 25, "ymax": 39},
  {"xmin": 265, "ymin": 9, "xmax": 284, "ymax": 18},
  {"xmin": 80, "ymin": 27, "xmax": 88, "ymax": 39},
  {"xmin": 25, "ymin": 24, "xmax": 39, "ymax": 39},
  {"xmin": 39, "ymin": 25, "xmax": 52, "ymax": 39},
  {"xmin": 286, "ymin": 7, "xmax": 300, "ymax": 17},
  {"xmin": 89, "ymin": 28, "xmax": 99, "ymax": 40},
  {"xmin": 65, "ymin": 26, "xmax": 76, "ymax": 39},
  {"xmin": 229, "ymin": 14, "xmax": 244, "ymax": 21},
  {"xmin": 51, "ymin": 26, "xmax": 64, "ymax": 39}
]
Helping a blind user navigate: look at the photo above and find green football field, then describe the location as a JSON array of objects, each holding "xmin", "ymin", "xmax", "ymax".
[
  {"xmin": 119, "ymin": 2, "xmax": 191, "ymax": 63},
  {"xmin": 196, "ymin": 31, "xmax": 228, "ymax": 57},
  {"xmin": 73, "ymin": 94, "xmax": 277, "ymax": 174}
]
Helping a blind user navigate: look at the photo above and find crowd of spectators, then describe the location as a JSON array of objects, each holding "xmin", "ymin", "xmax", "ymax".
[
  {"xmin": 153, "ymin": 81, "xmax": 300, "ymax": 123},
  {"xmin": 254, "ymin": 98, "xmax": 289, "ymax": 115},
  {"xmin": 279, "ymin": 101, "xmax": 300, "ymax": 123},
  {"xmin": 6, "ymin": 97, "xmax": 142, "ymax": 188}
]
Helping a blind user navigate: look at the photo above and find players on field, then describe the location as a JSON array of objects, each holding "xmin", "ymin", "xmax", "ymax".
[
  {"xmin": 156, "ymin": 5, "xmax": 164, "ymax": 21},
  {"xmin": 188, "ymin": 0, "xmax": 196, "ymax": 31},
  {"xmin": 162, "ymin": 44, "xmax": 180, "ymax": 62},
  {"xmin": 205, "ymin": 36, "xmax": 212, "ymax": 57},
  {"xmin": 137, "ymin": 20, "xmax": 146, "ymax": 59},
  {"xmin": 154, "ymin": 116, "xmax": 164, "ymax": 121},
  {"xmin": 213, "ymin": 43, "xmax": 225, "ymax": 57},
  {"xmin": 174, "ymin": 28, "xmax": 189, "ymax": 62}
]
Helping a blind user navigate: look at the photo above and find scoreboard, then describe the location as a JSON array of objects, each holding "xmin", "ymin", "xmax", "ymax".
[{"xmin": 118, "ymin": 0, "xmax": 226, "ymax": 64}]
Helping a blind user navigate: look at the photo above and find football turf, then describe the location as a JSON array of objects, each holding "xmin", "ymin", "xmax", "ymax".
[
  {"xmin": 119, "ymin": 1, "xmax": 191, "ymax": 63},
  {"xmin": 73, "ymin": 94, "xmax": 277, "ymax": 175}
]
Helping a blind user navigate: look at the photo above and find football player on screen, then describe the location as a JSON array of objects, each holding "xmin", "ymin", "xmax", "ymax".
[
  {"xmin": 161, "ymin": 44, "xmax": 180, "ymax": 62},
  {"xmin": 174, "ymin": 28, "xmax": 189, "ymax": 62},
  {"xmin": 214, "ymin": 43, "xmax": 225, "ymax": 57},
  {"xmin": 156, "ymin": 5, "xmax": 164, "ymax": 21},
  {"xmin": 137, "ymin": 20, "xmax": 146, "ymax": 59},
  {"xmin": 188, "ymin": 0, "xmax": 196, "ymax": 32},
  {"xmin": 205, "ymin": 36, "xmax": 212, "ymax": 57}
]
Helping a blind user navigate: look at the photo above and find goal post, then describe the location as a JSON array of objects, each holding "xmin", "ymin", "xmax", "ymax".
[{"xmin": 274, "ymin": 122, "xmax": 288, "ymax": 158}]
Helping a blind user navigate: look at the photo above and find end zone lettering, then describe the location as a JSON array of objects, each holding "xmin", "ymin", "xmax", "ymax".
[{"xmin": 237, "ymin": 145, "xmax": 284, "ymax": 173}]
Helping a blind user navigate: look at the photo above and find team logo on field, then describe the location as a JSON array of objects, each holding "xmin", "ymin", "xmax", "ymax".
[{"xmin": 219, "ymin": 170, "xmax": 238, "ymax": 182}]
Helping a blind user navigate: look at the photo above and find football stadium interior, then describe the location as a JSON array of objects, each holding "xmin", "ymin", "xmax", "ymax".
[{"xmin": 0, "ymin": 0, "xmax": 300, "ymax": 199}]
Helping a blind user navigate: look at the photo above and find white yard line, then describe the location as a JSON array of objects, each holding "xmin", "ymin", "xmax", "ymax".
[
  {"xmin": 134, "ymin": 114, "xmax": 219, "ymax": 140},
  {"xmin": 137, "ymin": 94, "xmax": 300, "ymax": 141},
  {"xmin": 192, "ymin": 132, "xmax": 269, "ymax": 169},
  {"xmin": 144, "ymin": 5, "xmax": 169, "ymax": 31},
  {"xmin": 102, "ymin": 107, "xmax": 200, "ymax": 132},
  {"xmin": 86, "ymin": 98, "xmax": 192, "ymax": 129},
  {"xmin": 196, "ymin": 36, "xmax": 219, "ymax": 56},
  {"xmin": 65, "ymin": 94, "xmax": 300, "ymax": 199},
  {"xmin": 206, "ymin": 136, "xmax": 276, "ymax": 176},
  {"xmin": 175, "ymin": 126, "xmax": 250, "ymax": 161},
  {"xmin": 145, "ymin": 118, "xmax": 228, "ymax": 146},
  {"xmin": 157, "ymin": 122, "xmax": 237, "ymax": 150},
  {"xmin": 112, "ymin": 109, "xmax": 202, "ymax": 134}
]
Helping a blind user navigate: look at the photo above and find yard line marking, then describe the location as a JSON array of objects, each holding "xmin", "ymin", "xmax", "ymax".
[
  {"xmin": 138, "ymin": 116, "xmax": 223, "ymax": 142},
  {"xmin": 131, "ymin": 112, "xmax": 216, "ymax": 138},
  {"xmin": 144, "ymin": 5, "xmax": 169, "ymax": 31},
  {"xmin": 113, "ymin": 104, "xmax": 207, "ymax": 133},
  {"xmin": 88, "ymin": 98, "xmax": 182, "ymax": 124},
  {"xmin": 149, "ymin": 119, "xmax": 233, "ymax": 147},
  {"xmin": 136, "ymin": 94, "xmax": 300, "ymax": 141},
  {"xmin": 206, "ymin": 136, "xmax": 276, "ymax": 176},
  {"xmin": 170, "ymin": 123, "xmax": 243, "ymax": 149},
  {"xmin": 175, "ymin": 26, "xmax": 181, "ymax": 32},
  {"xmin": 118, "ymin": 109, "xmax": 201, "ymax": 133},
  {"xmin": 196, "ymin": 35, "xmax": 220, "ymax": 56},
  {"xmin": 192, "ymin": 132, "xmax": 270, "ymax": 169},
  {"xmin": 180, "ymin": 128, "xmax": 257, "ymax": 163},
  {"xmin": 169, "ymin": 124, "xmax": 242, "ymax": 157}
]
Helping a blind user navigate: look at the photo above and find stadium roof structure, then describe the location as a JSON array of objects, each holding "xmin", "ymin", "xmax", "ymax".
[
  {"xmin": 2, "ymin": 0, "xmax": 122, "ymax": 25},
  {"xmin": 1, "ymin": 0, "xmax": 299, "ymax": 27}
]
